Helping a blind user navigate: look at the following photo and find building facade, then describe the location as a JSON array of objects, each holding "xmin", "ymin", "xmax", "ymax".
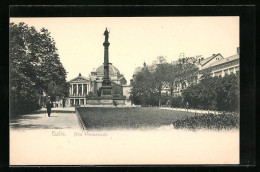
[
  {"xmin": 66, "ymin": 64, "xmax": 131, "ymax": 106},
  {"xmin": 172, "ymin": 48, "xmax": 240, "ymax": 97},
  {"xmin": 66, "ymin": 73, "xmax": 90, "ymax": 106}
]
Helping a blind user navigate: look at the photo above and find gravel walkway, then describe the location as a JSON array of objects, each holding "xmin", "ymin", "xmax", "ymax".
[{"xmin": 10, "ymin": 107, "xmax": 80, "ymax": 130}]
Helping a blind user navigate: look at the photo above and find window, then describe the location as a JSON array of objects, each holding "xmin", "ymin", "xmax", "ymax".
[
  {"xmin": 80, "ymin": 99, "xmax": 84, "ymax": 105},
  {"xmin": 224, "ymin": 69, "xmax": 228, "ymax": 76},
  {"xmin": 75, "ymin": 99, "xmax": 79, "ymax": 105},
  {"xmin": 83, "ymin": 84, "xmax": 87, "ymax": 95},
  {"xmin": 73, "ymin": 84, "xmax": 77, "ymax": 95},
  {"xmin": 214, "ymin": 71, "xmax": 222, "ymax": 77},
  {"xmin": 70, "ymin": 99, "xmax": 74, "ymax": 106},
  {"xmin": 114, "ymin": 88, "xmax": 119, "ymax": 94},
  {"xmin": 78, "ymin": 84, "xmax": 82, "ymax": 95},
  {"xmin": 229, "ymin": 68, "xmax": 234, "ymax": 74}
]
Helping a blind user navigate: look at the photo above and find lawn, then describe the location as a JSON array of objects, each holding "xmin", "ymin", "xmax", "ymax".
[{"xmin": 76, "ymin": 107, "xmax": 195, "ymax": 129}]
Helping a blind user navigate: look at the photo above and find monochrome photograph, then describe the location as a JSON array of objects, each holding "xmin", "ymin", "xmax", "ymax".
[{"xmin": 9, "ymin": 17, "xmax": 240, "ymax": 165}]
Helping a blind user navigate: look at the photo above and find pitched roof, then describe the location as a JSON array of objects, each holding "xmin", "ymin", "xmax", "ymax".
[
  {"xmin": 207, "ymin": 54, "xmax": 239, "ymax": 68},
  {"xmin": 68, "ymin": 75, "xmax": 89, "ymax": 83},
  {"xmin": 200, "ymin": 53, "xmax": 223, "ymax": 66}
]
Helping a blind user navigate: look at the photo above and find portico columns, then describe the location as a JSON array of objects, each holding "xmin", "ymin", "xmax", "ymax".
[{"xmin": 81, "ymin": 84, "xmax": 83, "ymax": 95}]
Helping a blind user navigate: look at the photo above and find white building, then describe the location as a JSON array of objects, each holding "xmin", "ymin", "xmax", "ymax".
[
  {"xmin": 66, "ymin": 63, "xmax": 131, "ymax": 107},
  {"xmin": 173, "ymin": 47, "xmax": 240, "ymax": 97}
]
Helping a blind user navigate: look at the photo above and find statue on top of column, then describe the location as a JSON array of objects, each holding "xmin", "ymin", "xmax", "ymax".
[{"xmin": 104, "ymin": 28, "xmax": 109, "ymax": 42}]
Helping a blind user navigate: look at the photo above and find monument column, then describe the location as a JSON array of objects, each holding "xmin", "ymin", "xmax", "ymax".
[{"xmin": 102, "ymin": 28, "xmax": 111, "ymax": 86}]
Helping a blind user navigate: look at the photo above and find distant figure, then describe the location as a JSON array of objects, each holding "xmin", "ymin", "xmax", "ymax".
[
  {"xmin": 166, "ymin": 99, "xmax": 171, "ymax": 107},
  {"xmin": 46, "ymin": 96, "xmax": 53, "ymax": 117},
  {"xmin": 113, "ymin": 100, "xmax": 117, "ymax": 107},
  {"xmin": 186, "ymin": 102, "xmax": 189, "ymax": 111},
  {"xmin": 62, "ymin": 99, "xmax": 66, "ymax": 108}
]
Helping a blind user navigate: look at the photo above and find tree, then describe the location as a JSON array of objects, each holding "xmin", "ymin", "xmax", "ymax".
[
  {"xmin": 182, "ymin": 74, "xmax": 239, "ymax": 112},
  {"xmin": 130, "ymin": 56, "xmax": 199, "ymax": 107},
  {"xmin": 215, "ymin": 74, "xmax": 239, "ymax": 111},
  {"xmin": 150, "ymin": 56, "xmax": 169, "ymax": 106},
  {"xmin": 163, "ymin": 57, "xmax": 198, "ymax": 107},
  {"xmin": 10, "ymin": 22, "xmax": 69, "ymax": 116},
  {"xmin": 130, "ymin": 64, "xmax": 154, "ymax": 105}
]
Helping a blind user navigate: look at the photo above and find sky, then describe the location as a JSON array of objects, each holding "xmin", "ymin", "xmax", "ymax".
[{"xmin": 10, "ymin": 17, "xmax": 239, "ymax": 84}]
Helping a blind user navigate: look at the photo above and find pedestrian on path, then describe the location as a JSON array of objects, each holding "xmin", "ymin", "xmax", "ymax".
[
  {"xmin": 186, "ymin": 102, "xmax": 189, "ymax": 111},
  {"xmin": 113, "ymin": 100, "xmax": 117, "ymax": 107},
  {"xmin": 62, "ymin": 99, "xmax": 66, "ymax": 108},
  {"xmin": 46, "ymin": 96, "xmax": 53, "ymax": 117}
]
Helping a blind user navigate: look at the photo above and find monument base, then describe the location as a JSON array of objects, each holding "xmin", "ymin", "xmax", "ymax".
[
  {"xmin": 86, "ymin": 98, "xmax": 125, "ymax": 105},
  {"xmin": 86, "ymin": 93, "xmax": 126, "ymax": 105},
  {"xmin": 100, "ymin": 86, "xmax": 113, "ymax": 99}
]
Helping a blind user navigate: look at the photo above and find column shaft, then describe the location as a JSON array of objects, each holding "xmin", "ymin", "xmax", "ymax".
[{"xmin": 81, "ymin": 84, "xmax": 83, "ymax": 95}]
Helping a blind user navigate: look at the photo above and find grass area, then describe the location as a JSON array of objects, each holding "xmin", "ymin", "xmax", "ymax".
[
  {"xmin": 173, "ymin": 112, "xmax": 239, "ymax": 130},
  {"xmin": 77, "ymin": 107, "xmax": 195, "ymax": 129}
]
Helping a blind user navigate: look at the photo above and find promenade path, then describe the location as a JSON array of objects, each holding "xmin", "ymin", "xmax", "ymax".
[
  {"xmin": 159, "ymin": 107, "xmax": 221, "ymax": 114},
  {"xmin": 10, "ymin": 107, "xmax": 80, "ymax": 130}
]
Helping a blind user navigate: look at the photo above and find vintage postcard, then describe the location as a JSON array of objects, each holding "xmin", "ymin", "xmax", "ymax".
[{"xmin": 9, "ymin": 16, "xmax": 239, "ymax": 165}]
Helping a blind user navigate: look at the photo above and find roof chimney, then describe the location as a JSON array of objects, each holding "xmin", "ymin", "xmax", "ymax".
[{"xmin": 237, "ymin": 47, "xmax": 240, "ymax": 54}]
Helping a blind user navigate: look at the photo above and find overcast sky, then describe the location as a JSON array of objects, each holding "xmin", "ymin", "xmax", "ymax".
[{"xmin": 10, "ymin": 17, "xmax": 239, "ymax": 84}]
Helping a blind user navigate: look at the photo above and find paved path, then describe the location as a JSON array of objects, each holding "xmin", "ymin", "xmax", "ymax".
[
  {"xmin": 10, "ymin": 107, "xmax": 81, "ymax": 130},
  {"xmin": 159, "ymin": 107, "xmax": 221, "ymax": 114}
]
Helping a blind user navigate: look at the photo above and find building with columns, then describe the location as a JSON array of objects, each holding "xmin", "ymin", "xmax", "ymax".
[
  {"xmin": 67, "ymin": 73, "xmax": 91, "ymax": 106},
  {"xmin": 66, "ymin": 65, "xmax": 130, "ymax": 106}
]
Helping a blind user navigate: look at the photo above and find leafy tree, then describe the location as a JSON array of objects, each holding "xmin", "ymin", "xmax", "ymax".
[
  {"xmin": 10, "ymin": 22, "xmax": 69, "ymax": 116},
  {"xmin": 130, "ymin": 63, "xmax": 155, "ymax": 105},
  {"xmin": 182, "ymin": 74, "xmax": 239, "ymax": 112},
  {"xmin": 164, "ymin": 57, "xmax": 198, "ymax": 107},
  {"xmin": 215, "ymin": 74, "xmax": 239, "ymax": 111},
  {"xmin": 150, "ymin": 56, "xmax": 169, "ymax": 106},
  {"xmin": 130, "ymin": 56, "xmax": 198, "ymax": 107}
]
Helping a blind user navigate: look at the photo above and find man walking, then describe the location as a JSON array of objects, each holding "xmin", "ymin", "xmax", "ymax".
[
  {"xmin": 46, "ymin": 96, "xmax": 53, "ymax": 117},
  {"xmin": 62, "ymin": 99, "xmax": 66, "ymax": 108},
  {"xmin": 186, "ymin": 102, "xmax": 189, "ymax": 111}
]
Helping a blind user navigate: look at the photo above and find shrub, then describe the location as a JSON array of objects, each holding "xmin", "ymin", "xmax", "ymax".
[{"xmin": 173, "ymin": 112, "xmax": 239, "ymax": 130}]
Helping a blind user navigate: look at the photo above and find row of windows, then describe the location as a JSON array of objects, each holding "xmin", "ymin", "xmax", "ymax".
[
  {"xmin": 212, "ymin": 70, "xmax": 239, "ymax": 77},
  {"xmin": 70, "ymin": 84, "xmax": 88, "ymax": 95},
  {"xmin": 213, "ymin": 67, "xmax": 239, "ymax": 77},
  {"xmin": 211, "ymin": 60, "xmax": 239, "ymax": 71},
  {"xmin": 70, "ymin": 99, "xmax": 85, "ymax": 106}
]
